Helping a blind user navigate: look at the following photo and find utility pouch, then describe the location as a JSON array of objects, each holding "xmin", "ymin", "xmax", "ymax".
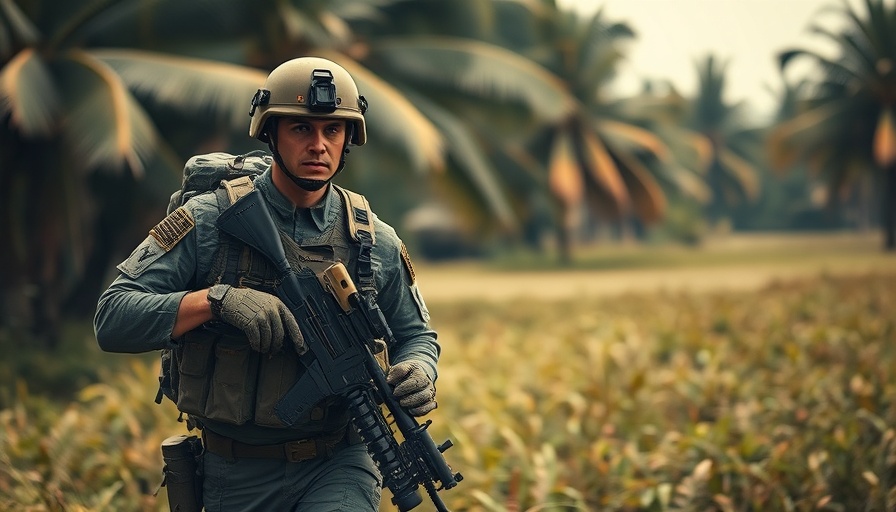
[{"xmin": 159, "ymin": 434, "xmax": 203, "ymax": 512}]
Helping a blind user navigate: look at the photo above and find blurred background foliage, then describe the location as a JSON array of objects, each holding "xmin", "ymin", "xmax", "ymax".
[
  {"xmin": 2, "ymin": 0, "xmax": 895, "ymax": 344},
  {"xmin": 3, "ymin": 0, "xmax": 896, "ymax": 509},
  {"xmin": 3, "ymin": 270, "xmax": 895, "ymax": 511}
]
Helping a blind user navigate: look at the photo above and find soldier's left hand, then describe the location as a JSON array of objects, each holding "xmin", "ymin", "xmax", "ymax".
[{"xmin": 386, "ymin": 360, "xmax": 437, "ymax": 416}]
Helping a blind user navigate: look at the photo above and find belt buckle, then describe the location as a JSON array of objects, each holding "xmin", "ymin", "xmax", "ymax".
[{"xmin": 285, "ymin": 439, "xmax": 316, "ymax": 462}]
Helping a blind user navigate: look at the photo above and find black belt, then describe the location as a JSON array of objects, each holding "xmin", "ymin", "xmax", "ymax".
[{"xmin": 202, "ymin": 427, "xmax": 351, "ymax": 462}]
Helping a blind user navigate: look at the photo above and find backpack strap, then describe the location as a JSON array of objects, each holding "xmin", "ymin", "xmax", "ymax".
[
  {"xmin": 206, "ymin": 176, "xmax": 258, "ymax": 288},
  {"xmin": 221, "ymin": 175, "xmax": 256, "ymax": 205},
  {"xmin": 333, "ymin": 185, "xmax": 376, "ymax": 295}
]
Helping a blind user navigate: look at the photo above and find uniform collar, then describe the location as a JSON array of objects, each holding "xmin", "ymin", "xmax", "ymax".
[{"xmin": 255, "ymin": 169, "xmax": 338, "ymax": 232}]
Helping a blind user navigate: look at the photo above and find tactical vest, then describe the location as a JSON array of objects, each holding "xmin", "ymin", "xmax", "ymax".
[{"xmin": 160, "ymin": 177, "xmax": 376, "ymax": 431}]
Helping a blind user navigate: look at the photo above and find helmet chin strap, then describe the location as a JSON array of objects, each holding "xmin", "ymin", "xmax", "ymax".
[{"xmin": 266, "ymin": 119, "xmax": 351, "ymax": 192}]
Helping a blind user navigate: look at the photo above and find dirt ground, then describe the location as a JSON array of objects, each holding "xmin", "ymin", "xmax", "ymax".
[{"xmin": 413, "ymin": 233, "xmax": 896, "ymax": 303}]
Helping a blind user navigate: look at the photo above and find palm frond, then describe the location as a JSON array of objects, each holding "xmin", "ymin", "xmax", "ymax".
[
  {"xmin": 654, "ymin": 164, "xmax": 712, "ymax": 204},
  {"xmin": 767, "ymin": 101, "xmax": 850, "ymax": 171},
  {"xmin": 0, "ymin": 23, "xmax": 10, "ymax": 60},
  {"xmin": 852, "ymin": 0, "xmax": 893, "ymax": 56},
  {"xmin": 578, "ymin": 130, "xmax": 629, "ymax": 213},
  {"xmin": 816, "ymin": 150, "xmax": 862, "ymax": 203},
  {"xmin": 597, "ymin": 119, "xmax": 670, "ymax": 161},
  {"xmin": 718, "ymin": 149, "xmax": 761, "ymax": 200},
  {"xmin": 807, "ymin": 24, "xmax": 877, "ymax": 77},
  {"xmin": 323, "ymin": 52, "xmax": 446, "ymax": 173},
  {"xmin": 280, "ymin": 2, "xmax": 348, "ymax": 47},
  {"xmin": 0, "ymin": 48, "xmax": 61, "ymax": 136},
  {"xmin": 779, "ymin": 48, "xmax": 862, "ymax": 88},
  {"xmin": 493, "ymin": 0, "xmax": 553, "ymax": 18},
  {"xmin": 684, "ymin": 130, "xmax": 714, "ymax": 174},
  {"xmin": 548, "ymin": 130, "xmax": 583, "ymax": 214},
  {"xmin": 0, "ymin": 0, "xmax": 41, "ymax": 46},
  {"xmin": 330, "ymin": 0, "xmax": 401, "ymax": 21},
  {"xmin": 692, "ymin": 55, "xmax": 731, "ymax": 130},
  {"xmin": 91, "ymin": 49, "xmax": 267, "ymax": 129},
  {"xmin": 78, "ymin": 0, "xmax": 254, "ymax": 48},
  {"xmin": 499, "ymin": 139, "xmax": 549, "ymax": 188},
  {"xmin": 62, "ymin": 50, "xmax": 158, "ymax": 175},
  {"xmin": 873, "ymin": 108, "xmax": 896, "ymax": 167},
  {"xmin": 614, "ymin": 150, "xmax": 666, "ymax": 223},
  {"xmin": 409, "ymin": 92, "xmax": 517, "ymax": 229},
  {"xmin": 778, "ymin": 49, "xmax": 806, "ymax": 71},
  {"xmin": 652, "ymin": 125, "xmax": 714, "ymax": 175},
  {"xmin": 371, "ymin": 37, "xmax": 574, "ymax": 123},
  {"xmin": 577, "ymin": 12, "xmax": 634, "ymax": 89},
  {"xmin": 48, "ymin": 0, "xmax": 123, "ymax": 51}
]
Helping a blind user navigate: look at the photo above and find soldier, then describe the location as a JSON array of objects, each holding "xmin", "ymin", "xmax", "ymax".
[{"xmin": 94, "ymin": 57, "xmax": 440, "ymax": 511}]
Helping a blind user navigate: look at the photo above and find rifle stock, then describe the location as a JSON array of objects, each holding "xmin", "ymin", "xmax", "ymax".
[{"xmin": 216, "ymin": 189, "xmax": 462, "ymax": 511}]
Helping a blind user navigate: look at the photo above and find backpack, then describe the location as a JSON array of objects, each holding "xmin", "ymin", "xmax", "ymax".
[
  {"xmin": 166, "ymin": 150, "xmax": 273, "ymax": 215},
  {"xmin": 157, "ymin": 151, "xmax": 272, "ymax": 412},
  {"xmin": 155, "ymin": 150, "xmax": 377, "ymax": 415}
]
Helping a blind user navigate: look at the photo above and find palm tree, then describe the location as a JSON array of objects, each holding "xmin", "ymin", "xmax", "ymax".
[
  {"xmin": 97, "ymin": 0, "xmax": 578, "ymax": 238},
  {"xmin": 753, "ymin": 76, "xmax": 846, "ymax": 230},
  {"xmin": 87, "ymin": 0, "xmax": 446, "ymax": 168},
  {"xmin": 768, "ymin": 0, "xmax": 896, "ymax": 249},
  {"xmin": 345, "ymin": 0, "xmax": 582, "ymax": 239},
  {"xmin": 0, "ymin": 0, "xmax": 332, "ymax": 334},
  {"xmin": 496, "ymin": 6, "xmax": 686, "ymax": 260},
  {"xmin": 0, "ymin": 0, "xmax": 186, "ymax": 341},
  {"xmin": 1, "ymin": 0, "xmax": 586, "ymax": 340},
  {"xmin": 683, "ymin": 55, "xmax": 763, "ymax": 227}
]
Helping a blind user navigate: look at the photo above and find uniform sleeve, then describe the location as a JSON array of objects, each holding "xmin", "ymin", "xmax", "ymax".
[
  {"xmin": 94, "ymin": 195, "xmax": 218, "ymax": 353},
  {"xmin": 372, "ymin": 222, "xmax": 440, "ymax": 382}
]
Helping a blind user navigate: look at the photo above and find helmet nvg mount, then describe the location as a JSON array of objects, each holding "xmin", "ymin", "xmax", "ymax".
[{"xmin": 249, "ymin": 57, "xmax": 368, "ymax": 146}]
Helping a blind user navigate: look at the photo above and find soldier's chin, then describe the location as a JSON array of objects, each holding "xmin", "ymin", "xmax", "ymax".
[
  {"xmin": 279, "ymin": 166, "xmax": 323, "ymax": 189},
  {"xmin": 294, "ymin": 177, "xmax": 329, "ymax": 191}
]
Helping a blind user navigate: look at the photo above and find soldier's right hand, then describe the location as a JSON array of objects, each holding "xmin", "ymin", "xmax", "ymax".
[{"xmin": 207, "ymin": 284, "xmax": 305, "ymax": 354}]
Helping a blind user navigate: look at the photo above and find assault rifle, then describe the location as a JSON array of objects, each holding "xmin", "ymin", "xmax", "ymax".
[{"xmin": 216, "ymin": 189, "xmax": 462, "ymax": 511}]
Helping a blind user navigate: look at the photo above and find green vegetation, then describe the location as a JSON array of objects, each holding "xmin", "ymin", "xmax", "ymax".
[
  {"xmin": 3, "ymin": 0, "xmax": 896, "ymax": 508},
  {"xmin": 3, "ymin": 263, "xmax": 895, "ymax": 511},
  {"xmin": 770, "ymin": 0, "xmax": 896, "ymax": 248},
  {"xmin": 3, "ymin": 0, "xmax": 895, "ymax": 343},
  {"xmin": 483, "ymin": 231, "xmax": 896, "ymax": 272},
  {"xmin": 434, "ymin": 272, "xmax": 896, "ymax": 510}
]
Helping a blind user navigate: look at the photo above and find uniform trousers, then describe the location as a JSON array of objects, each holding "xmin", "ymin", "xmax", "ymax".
[{"xmin": 201, "ymin": 443, "xmax": 381, "ymax": 511}]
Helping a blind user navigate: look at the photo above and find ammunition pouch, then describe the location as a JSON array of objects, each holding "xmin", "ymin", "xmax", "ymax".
[{"xmin": 160, "ymin": 434, "xmax": 203, "ymax": 512}]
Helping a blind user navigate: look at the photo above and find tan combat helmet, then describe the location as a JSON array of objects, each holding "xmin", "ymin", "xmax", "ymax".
[{"xmin": 249, "ymin": 57, "xmax": 368, "ymax": 146}]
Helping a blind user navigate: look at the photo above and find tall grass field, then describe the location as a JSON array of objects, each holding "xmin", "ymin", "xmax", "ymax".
[{"xmin": 2, "ymin": 233, "xmax": 895, "ymax": 511}]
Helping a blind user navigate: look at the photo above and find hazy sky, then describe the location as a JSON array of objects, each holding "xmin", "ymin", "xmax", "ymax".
[{"xmin": 555, "ymin": 0, "xmax": 865, "ymax": 122}]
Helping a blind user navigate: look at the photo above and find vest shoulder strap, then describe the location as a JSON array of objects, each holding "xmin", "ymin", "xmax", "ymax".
[
  {"xmin": 211, "ymin": 180, "xmax": 378, "ymax": 295},
  {"xmin": 333, "ymin": 185, "xmax": 376, "ymax": 296},
  {"xmin": 333, "ymin": 184, "xmax": 375, "ymax": 245}
]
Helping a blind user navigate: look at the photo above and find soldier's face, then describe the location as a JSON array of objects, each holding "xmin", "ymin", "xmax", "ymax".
[{"xmin": 275, "ymin": 116, "xmax": 347, "ymax": 180}]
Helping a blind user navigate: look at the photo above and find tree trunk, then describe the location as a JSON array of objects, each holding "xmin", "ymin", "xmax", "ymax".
[
  {"xmin": 0, "ymin": 136, "xmax": 33, "ymax": 335},
  {"xmin": 556, "ymin": 223, "xmax": 573, "ymax": 266},
  {"xmin": 884, "ymin": 164, "xmax": 896, "ymax": 251}
]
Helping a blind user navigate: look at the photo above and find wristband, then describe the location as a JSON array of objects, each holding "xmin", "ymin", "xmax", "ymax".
[{"xmin": 207, "ymin": 284, "xmax": 230, "ymax": 319}]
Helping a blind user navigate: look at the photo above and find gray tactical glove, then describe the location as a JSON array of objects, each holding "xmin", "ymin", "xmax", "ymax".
[
  {"xmin": 386, "ymin": 360, "xmax": 437, "ymax": 416},
  {"xmin": 207, "ymin": 284, "xmax": 305, "ymax": 354}
]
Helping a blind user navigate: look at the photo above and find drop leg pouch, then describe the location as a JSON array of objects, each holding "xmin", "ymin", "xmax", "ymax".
[{"xmin": 160, "ymin": 434, "xmax": 203, "ymax": 512}]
